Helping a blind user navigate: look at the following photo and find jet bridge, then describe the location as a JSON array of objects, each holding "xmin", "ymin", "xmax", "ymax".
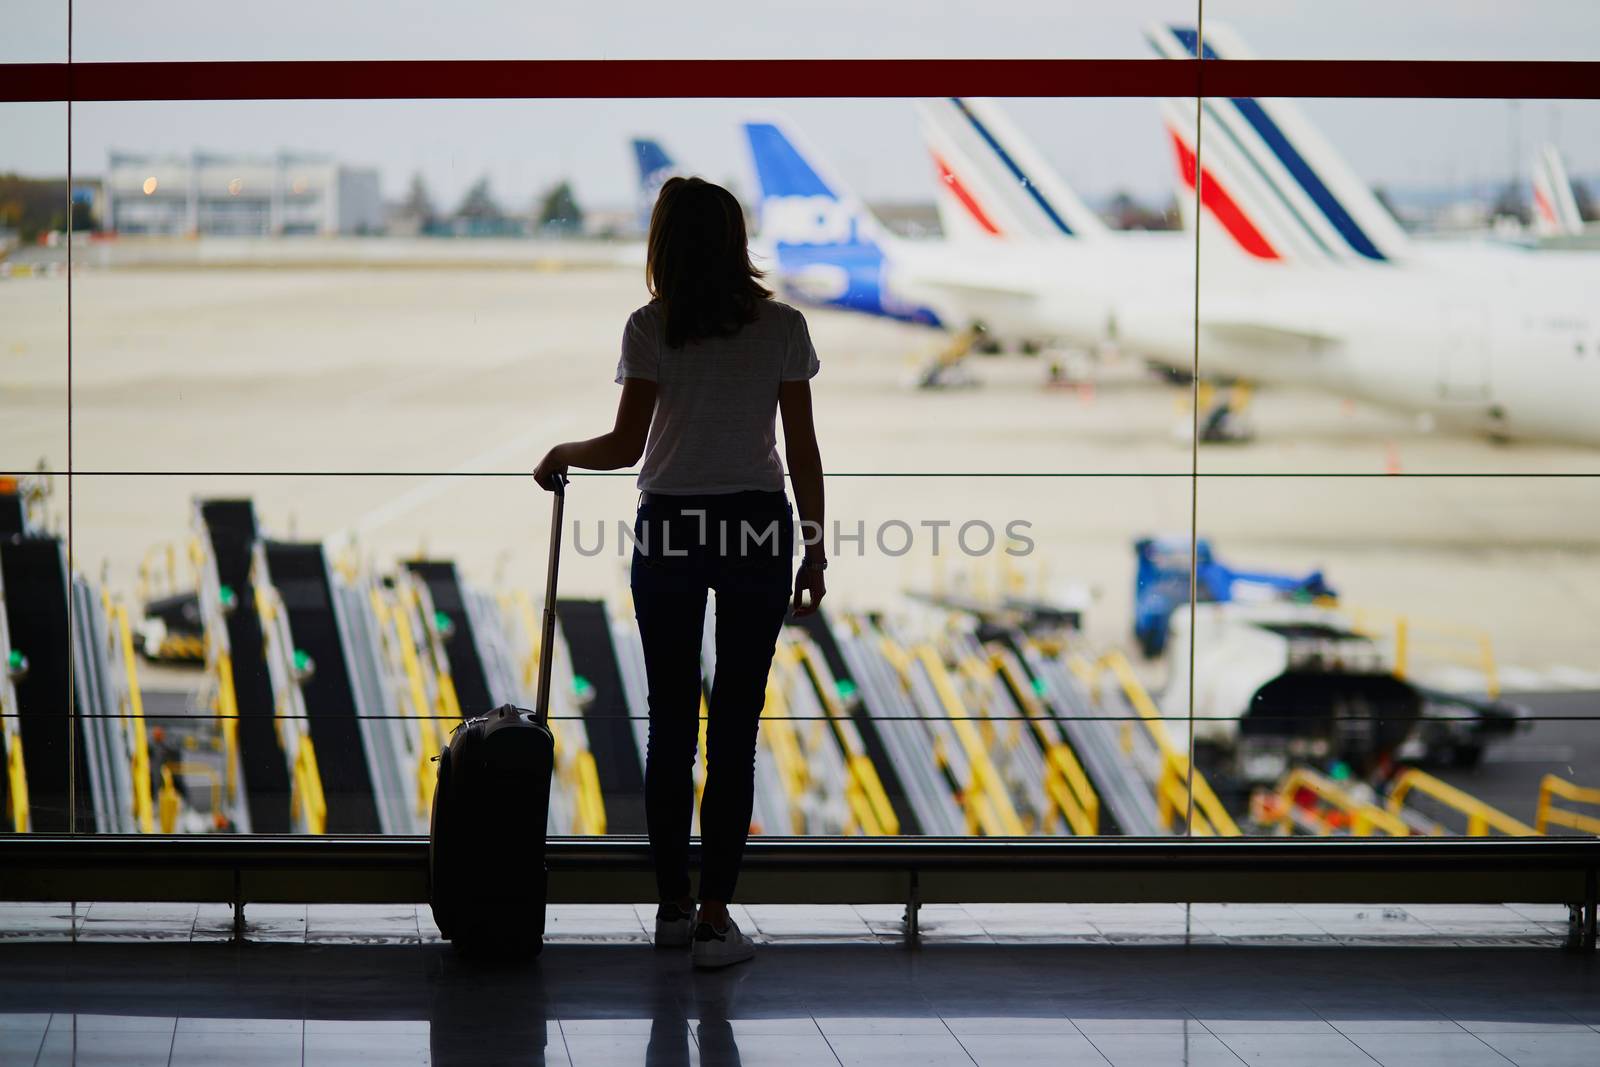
[
  {"xmin": 688, "ymin": 604, "xmax": 832, "ymax": 838},
  {"xmin": 789, "ymin": 611, "xmax": 925, "ymax": 835},
  {"xmin": 258, "ymin": 541, "xmax": 406, "ymax": 834},
  {"xmin": 555, "ymin": 599, "xmax": 647, "ymax": 833},
  {"xmin": 1015, "ymin": 641, "xmax": 1171, "ymax": 836},
  {"xmin": 831, "ymin": 617, "xmax": 968, "ymax": 836},
  {"xmin": 876, "ymin": 619, "xmax": 1027, "ymax": 836},
  {"xmin": 196, "ymin": 500, "xmax": 288, "ymax": 833},
  {"xmin": 403, "ymin": 561, "xmax": 496, "ymax": 717},
  {"xmin": 0, "ymin": 561, "xmax": 24, "ymax": 832},
  {"xmin": 0, "ymin": 535, "xmax": 87, "ymax": 832},
  {"xmin": 0, "ymin": 534, "xmax": 158, "ymax": 834}
]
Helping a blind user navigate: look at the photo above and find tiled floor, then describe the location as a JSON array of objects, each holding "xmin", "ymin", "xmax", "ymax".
[{"xmin": 0, "ymin": 903, "xmax": 1595, "ymax": 1065}]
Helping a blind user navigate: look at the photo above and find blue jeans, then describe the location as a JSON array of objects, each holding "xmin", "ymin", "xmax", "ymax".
[{"xmin": 631, "ymin": 490, "xmax": 794, "ymax": 903}]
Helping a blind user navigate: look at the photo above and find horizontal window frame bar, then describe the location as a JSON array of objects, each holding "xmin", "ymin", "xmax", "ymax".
[
  {"xmin": 2, "ymin": 58, "xmax": 1599, "ymax": 103},
  {"xmin": 2, "ymin": 836, "xmax": 1596, "ymax": 919}
]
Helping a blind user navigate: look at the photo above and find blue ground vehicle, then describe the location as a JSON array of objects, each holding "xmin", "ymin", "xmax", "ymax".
[{"xmin": 1133, "ymin": 536, "xmax": 1335, "ymax": 657}]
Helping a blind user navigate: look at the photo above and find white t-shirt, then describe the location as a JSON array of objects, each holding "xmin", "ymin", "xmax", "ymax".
[{"xmin": 615, "ymin": 299, "xmax": 820, "ymax": 494}]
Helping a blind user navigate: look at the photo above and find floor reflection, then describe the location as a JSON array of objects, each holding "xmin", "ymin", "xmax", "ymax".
[{"xmin": 1, "ymin": 939, "xmax": 1597, "ymax": 1066}]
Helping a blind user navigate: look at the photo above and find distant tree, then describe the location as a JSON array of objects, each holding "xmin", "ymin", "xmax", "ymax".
[
  {"xmin": 400, "ymin": 173, "xmax": 437, "ymax": 226},
  {"xmin": 456, "ymin": 176, "xmax": 503, "ymax": 221},
  {"xmin": 537, "ymin": 180, "xmax": 583, "ymax": 235},
  {"xmin": 0, "ymin": 174, "xmax": 72, "ymax": 241}
]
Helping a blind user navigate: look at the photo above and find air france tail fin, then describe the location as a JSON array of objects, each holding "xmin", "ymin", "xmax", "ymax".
[
  {"xmin": 742, "ymin": 120, "xmax": 939, "ymax": 325},
  {"xmin": 631, "ymin": 137, "xmax": 679, "ymax": 230},
  {"xmin": 1145, "ymin": 22, "xmax": 1411, "ymax": 266},
  {"xmin": 916, "ymin": 97, "xmax": 1108, "ymax": 244},
  {"xmin": 1532, "ymin": 144, "xmax": 1584, "ymax": 237}
]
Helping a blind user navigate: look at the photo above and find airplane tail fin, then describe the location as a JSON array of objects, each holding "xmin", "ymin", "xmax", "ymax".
[
  {"xmin": 631, "ymin": 137, "xmax": 678, "ymax": 229},
  {"xmin": 1532, "ymin": 143, "xmax": 1585, "ymax": 237},
  {"xmin": 742, "ymin": 120, "xmax": 938, "ymax": 324},
  {"xmin": 915, "ymin": 97, "xmax": 1108, "ymax": 244},
  {"xmin": 1145, "ymin": 22, "xmax": 1411, "ymax": 266},
  {"xmin": 743, "ymin": 120, "xmax": 892, "ymax": 251}
]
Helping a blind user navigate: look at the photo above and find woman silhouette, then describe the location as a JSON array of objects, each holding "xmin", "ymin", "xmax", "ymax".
[{"xmin": 535, "ymin": 176, "xmax": 826, "ymax": 968}]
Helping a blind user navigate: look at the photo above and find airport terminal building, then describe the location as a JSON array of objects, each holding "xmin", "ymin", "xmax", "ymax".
[
  {"xmin": 103, "ymin": 150, "xmax": 383, "ymax": 237},
  {"xmin": 5, "ymin": 7, "xmax": 1600, "ymax": 1066}
]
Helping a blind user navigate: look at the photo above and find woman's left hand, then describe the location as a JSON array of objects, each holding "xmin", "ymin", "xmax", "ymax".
[{"xmin": 533, "ymin": 446, "xmax": 569, "ymax": 491}]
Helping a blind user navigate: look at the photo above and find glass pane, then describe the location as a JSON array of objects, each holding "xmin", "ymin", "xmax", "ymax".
[
  {"xmin": 0, "ymin": 0, "xmax": 66, "ymax": 63},
  {"xmin": 67, "ymin": 461, "xmax": 1194, "ymax": 837},
  {"xmin": 1204, "ymin": 1, "xmax": 1600, "ymax": 60},
  {"xmin": 70, "ymin": 96, "xmax": 1196, "ymax": 475},
  {"xmin": 1182, "ymin": 94, "xmax": 1600, "ymax": 474},
  {"xmin": 63, "ymin": 88, "xmax": 1211, "ymax": 835},
  {"xmin": 71, "ymin": 1, "xmax": 1201, "ymax": 61},
  {"xmin": 1, "ymin": 103, "xmax": 69, "ymax": 475},
  {"xmin": 1188, "ymin": 475, "xmax": 1600, "ymax": 838},
  {"xmin": 1, "ymin": 97, "xmax": 68, "ymax": 837}
]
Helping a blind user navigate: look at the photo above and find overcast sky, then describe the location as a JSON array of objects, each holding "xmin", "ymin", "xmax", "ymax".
[{"xmin": 5, "ymin": 1, "xmax": 1598, "ymax": 209}]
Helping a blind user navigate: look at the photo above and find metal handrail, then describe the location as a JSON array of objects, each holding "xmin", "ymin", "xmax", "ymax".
[
  {"xmin": 573, "ymin": 751, "xmax": 607, "ymax": 836},
  {"xmin": 1346, "ymin": 604, "xmax": 1500, "ymax": 699},
  {"xmin": 4, "ymin": 732, "xmax": 26, "ymax": 833},
  {"xmin": 791, "ymin": 639, "xmax": 898, "ymax": 836},
  {"xmin": 110, "ymin": 602, "xmax": 156, "ymax": 833},
  {"xmin": 157, "ymin": 761, "xmax": 225, "ymax": 832},
  {"xmin": 987, "ymin": 649, "xmax": 1099, "ymax": 836},
  {"xmin": 1536, "ymin": 775, "xmax": 1600, "ymax": 837},
  {"xmin": 912, "ymin": 645, "xmax": 1025, "ymax": 836},
  {"xmin": 1093, "ymin": 649, "xmax": 1241, "ymax": 837},
  {"xmin": 1387, "ymin": 768, "xmax": 1535, "ymax": 837},
  {"xmin": 761, "ymin": 650, "xmax": 813, "ymax": 834},
  {"xmin": 1275, "ymin": 767, "xmax": 1412, "ymax": 837},
  {"xmin": 291, "ymin": 737, "xmax": 328, "ymax": 835},
  {"xmin": 216, "ymin": 654, "xmax": 239, "ymax": 804}
]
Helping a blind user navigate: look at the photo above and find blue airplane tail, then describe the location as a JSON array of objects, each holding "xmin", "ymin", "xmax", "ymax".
[
  {"xmin": 743, "ymin": 120, "xmax": 940, "ymax": 326},
  {"xmin": 632, "ymin": 137, "xmax": 678, "ymax": 229}
]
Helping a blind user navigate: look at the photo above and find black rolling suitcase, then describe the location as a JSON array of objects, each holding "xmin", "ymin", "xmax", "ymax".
[{"xmin": 428, "ymin": 476, "xmax": 566, "ymax": 957}]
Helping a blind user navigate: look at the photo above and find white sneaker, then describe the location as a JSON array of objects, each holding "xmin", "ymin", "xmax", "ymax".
[
  {"xmin": 691, "ymin": 916, "xmax": 755, "ymax": 969},
  {"xmin": 655, "ymin": 901, "xmax": 696, "ymax": 949}
]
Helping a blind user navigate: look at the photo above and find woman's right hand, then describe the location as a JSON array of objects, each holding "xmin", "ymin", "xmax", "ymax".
[
  {"xmin": 792, "ymin": 560, "xmax": 826, "ymax": 617},
  {"xmin": 532, "ymin": 446, "xmax": 569, "ymax": 492}
]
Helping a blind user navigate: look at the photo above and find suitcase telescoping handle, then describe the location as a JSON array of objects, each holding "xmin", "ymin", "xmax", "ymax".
[{"xmin": 534, "ymin": 473, "xmax": 568, "ymax": 722}]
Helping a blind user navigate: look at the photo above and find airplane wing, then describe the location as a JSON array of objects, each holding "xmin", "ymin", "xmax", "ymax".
[
  {"xmin": 1199, "ymin": 316, "xmax": 1339, "ymax": 351},
  {"xmin": 904, "ymin": 275, "xmax": 1044, "ymax": 324}
]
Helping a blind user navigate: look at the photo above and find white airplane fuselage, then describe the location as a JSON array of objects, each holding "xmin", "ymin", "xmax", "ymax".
[{"xmin": 885, "ymin": 236, "xmax": 1600, "ymax": 446}]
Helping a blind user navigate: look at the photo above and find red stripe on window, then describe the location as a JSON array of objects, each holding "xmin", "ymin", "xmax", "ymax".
[
  {"xmin": 1168, "ymin": 127, "xmax": 1280, "ymax": 261},
  {"xmin": 932, "ymin": 152, "xmax": 1003, "ymax": 236},
  {"xmin": 1, "ymin": 59, "xmax": 1598, "ymax": 104}
]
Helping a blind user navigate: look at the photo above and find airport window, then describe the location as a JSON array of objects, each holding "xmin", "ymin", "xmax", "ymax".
[{"xmin": 3, "ymin": 4, "xmax": 1598, "ymax": 862}]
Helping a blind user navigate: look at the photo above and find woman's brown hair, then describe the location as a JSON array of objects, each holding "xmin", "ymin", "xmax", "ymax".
[{"xmin": 646, "ymin": 176, "xmax": 771, "ymax": 348}]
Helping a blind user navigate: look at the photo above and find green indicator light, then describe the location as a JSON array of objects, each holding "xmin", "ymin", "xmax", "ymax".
[
  {"xmin": 433, "ymin": 611, "xmax": 451, "ymax": 631},
  {"xmin": 292, "ymin": 649, "xmax": 311, "ymax": 673},
  {"xmin": 572, "ymin": 675, "xmax": 593, "ymax": 697},
  {"xmin": 218, "ymin": 584, "xmax": 237, "ymax": 608},
  {"xmin": 6, "ymin": 649, "xmax": 23, "ymax": 671},
  {"xmin": 1031, "ymin": 677, "xmax": 1047, "ymax": 695},
  {"xmin": 836, "ymin": 679, "xmax": 858, "ymax": 699},
  {"xmin": 1329, "ymin": 761, "xmax": 1352, "ymax": 782}
]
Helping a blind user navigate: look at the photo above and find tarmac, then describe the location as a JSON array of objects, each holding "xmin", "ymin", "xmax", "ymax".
[{"xmin": 4, "ymin": 262, "xmax": 1598, "ymax": 679}]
